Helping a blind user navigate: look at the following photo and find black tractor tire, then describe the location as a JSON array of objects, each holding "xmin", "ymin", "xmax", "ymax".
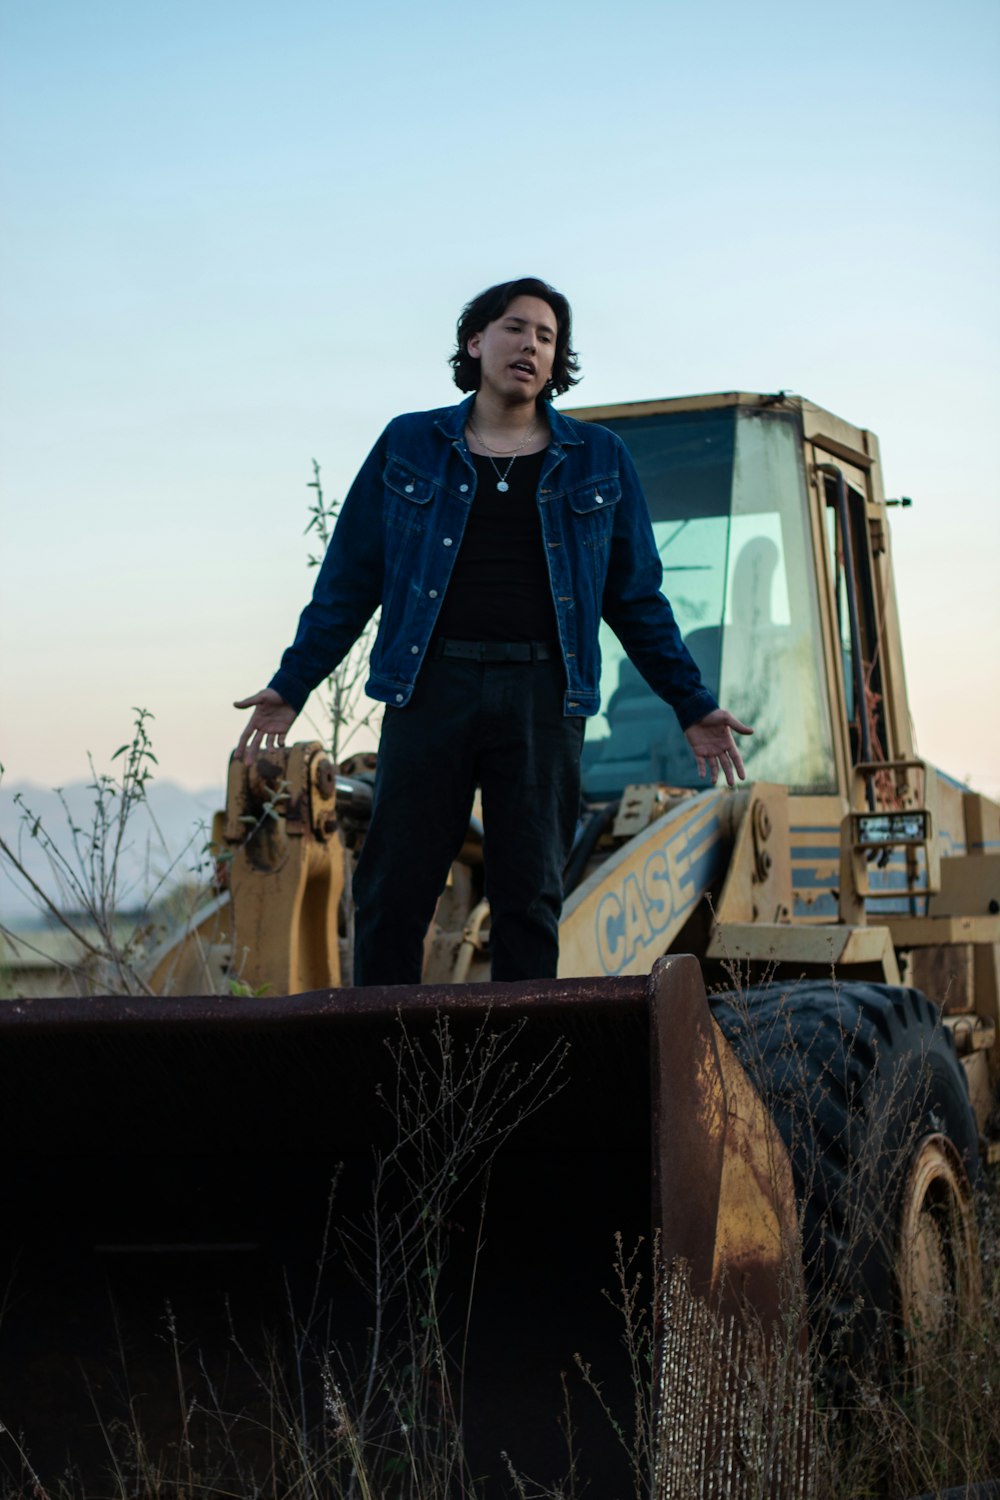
[{"xmin": 709, "ymin": 979, "xmax": 980, "ymax": 1373}]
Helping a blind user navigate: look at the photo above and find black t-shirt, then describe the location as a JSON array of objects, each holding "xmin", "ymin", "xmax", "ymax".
[{"xmin": 431, "ymin": 449, "xmax": 558, "ymax": 643}]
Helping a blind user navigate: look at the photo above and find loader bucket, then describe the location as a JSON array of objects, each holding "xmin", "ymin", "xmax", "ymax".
[{"xmin": 0, "ymin": 956, "xmax": 804, "ymax": 1494}]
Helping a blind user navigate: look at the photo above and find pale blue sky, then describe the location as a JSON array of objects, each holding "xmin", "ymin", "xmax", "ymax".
[{"xmin": 2, "ymin": 0, "xmax": 998, "ymax": 796}]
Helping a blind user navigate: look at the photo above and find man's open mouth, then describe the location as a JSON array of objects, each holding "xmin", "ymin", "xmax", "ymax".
[{"xmin": 510, "ymin": 361, "xmax": 536, "ymax": 376}]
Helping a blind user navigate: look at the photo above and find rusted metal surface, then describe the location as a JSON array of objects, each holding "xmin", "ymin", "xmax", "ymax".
[
  {"xmin": 0, "ymin": 972, "xmax": 653, "ymax": 1489},
  {"xmin": 0, "ymin": 975, "xmax": 651, "ymax": 1164},
  {"xmin": 655, "ymin": 1260, "xmax": 815, "ymax": 1499},
  {"xmin": 649, "ymin": 955, "xmax": 811, "ymax": 1498},
  {"xmin": 0, "ymin": 961, "xmax": 813, "ymax": 1492},
  {"xmin": 2, "ymin": 966, "xmax": 802, "ymax": 1333},
  {"xmin": 0, "ymin": 973, "xmax": 644, "ymax": 1031},
  {"xmin": 648, "ymin": 954, "xmax": 802, "ymax": 1333}
]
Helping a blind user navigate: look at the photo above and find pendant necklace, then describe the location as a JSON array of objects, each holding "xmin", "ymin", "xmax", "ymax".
[{"xmin": 467, "ymin": 419, "xmax": 538, "ymax": 492}]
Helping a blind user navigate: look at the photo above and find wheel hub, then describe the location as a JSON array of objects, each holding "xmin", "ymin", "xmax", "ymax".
[{"xmin": 897, "ymin": 1132, "xmax": 979, "ymax": 1353}]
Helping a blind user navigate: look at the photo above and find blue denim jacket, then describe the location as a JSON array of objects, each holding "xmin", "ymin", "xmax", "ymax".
[{"xmin": 271, "ymin": 395, "xmax": 717, "ymax": 728}]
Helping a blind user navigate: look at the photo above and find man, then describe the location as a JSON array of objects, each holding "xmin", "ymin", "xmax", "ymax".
[{"xmin": 236, "ymin": 277, "xmax": 751, "ymax": 984}]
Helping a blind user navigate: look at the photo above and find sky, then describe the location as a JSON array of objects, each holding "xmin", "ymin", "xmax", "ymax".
[{"xmin": 2, "ymin": 0, "xmax": 999, "ymax": 801}]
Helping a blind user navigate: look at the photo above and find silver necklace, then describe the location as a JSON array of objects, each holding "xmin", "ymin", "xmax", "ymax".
[{"xmin": 467, "ymin": 419, "xmax": 537, "ymax": 492}]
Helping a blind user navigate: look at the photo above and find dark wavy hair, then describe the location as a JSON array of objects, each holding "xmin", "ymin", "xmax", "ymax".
[{"xmin": 449, "ymin": 277, "xmax": 581, "ymax": 398}]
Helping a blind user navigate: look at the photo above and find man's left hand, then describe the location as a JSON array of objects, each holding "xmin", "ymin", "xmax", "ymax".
[{"xmin": 684, "ymin": 709, "xmax": 754, "ymax": 787}]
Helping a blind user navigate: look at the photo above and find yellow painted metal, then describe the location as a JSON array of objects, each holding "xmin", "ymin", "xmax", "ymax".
[
  {"xmin": 704, "ymin": 1019, "xmax": 802, "ymax": 1304},
  {"xmin": 612, "ymin": 782, "xmax": 671, "ymax": 840},
  {"xmin": 787, "ymin": 794, "xmax": 846, "ymax": 924},
  {"xmin": 805, "ymin": 452, "xmax": 854, "ymax": 801},
  {"xmin": 860, "ymin": 430, "xmax": 921, "ymax": 772},
  {"xmin": 963, "ymin": 1050, "xmax": 994, "ymax": 1134},
  {"xmin": 568, "ymin": 390, "xmax": 774, "ymax": 424},
  {"xmin": 648, "ymin": 956, "xmax": 802, "ymax": 1324},
  {"xmin": 908, "ymin": 943, "xmax": 976, "ymax": 1013},
  {"xmin": 557, "ymin": 787, "xmax": 729, "ymax": 978},
  {"xmin": 945, "ymin": 1014, "xmax": 996, "ymax": 1053},
  {"xmin": 965, "ymin": 790, "xmax": 1000, "ymax": 854},
  {"xmin": 711, "ymin": 783, "xmax": 792, "ymax": 928},
  {"xmin": 974, "ymin": 943, "xmax": 1000, "ymax": 1086},
  {"xmin": 648, "ymin": 957, "xmax": 811, "ymax": 1499},
  {"xmin": 223, "ymin": 742, "xmax": 343, "ymax": 995},
  {"xmin": 927, "ymin": 775, "xmax": 971, "ymax": 861},
  {"xmin": 450, "ymin": 899, "xmax": 491, "ymax": 983},
  {"xmin": 930, "ymin": 854, "xmax": 1000, "ymax": 918},
  {"xmin": 804, "ymin": 409, "xmax": 915, "ymax": 791},
  {"xmin": 151, "ymin": 745, "xmax": 345, "ymax": 996},
  {"xmin": 706, "ymin": 920, "xmax": 901, "ymax": 984},
  {"xmin": 838, "ymin": 808, "xmax": 867, "ymax": 927},
  {"xmin": 848, "ymin": 760, "xmax": 941, "ymax": 898},
  {"xmin": 800, "ymin": 401, "xmax": 876, "ymax": 471},
  {"xmin": 888, "ymin": 914, "xmax": 1000, "ymax": 946}
]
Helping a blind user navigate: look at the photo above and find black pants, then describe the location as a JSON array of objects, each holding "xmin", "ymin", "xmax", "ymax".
[{"xmin": 353, "ymin": 653, "xmax": 584, "ymax": 985}]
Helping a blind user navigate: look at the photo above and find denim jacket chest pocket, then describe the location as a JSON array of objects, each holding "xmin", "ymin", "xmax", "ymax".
[
  {"xmin": 384, "ymin": 460, "xmax": 436, "ymax": 534},
  {"xmin": 565, "ymin": 475, "xmax": 621, "ymax": 547}
]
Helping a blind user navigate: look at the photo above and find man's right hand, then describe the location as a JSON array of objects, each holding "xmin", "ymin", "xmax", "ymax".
[{"xmin": 234, "ymin": 688, "xmax": 297, "ymax": 763}]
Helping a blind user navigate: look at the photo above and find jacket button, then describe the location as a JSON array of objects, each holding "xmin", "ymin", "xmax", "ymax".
[
  {"xmin": 396, "ymin": 693, "xmax": 404, "ymax": 703},
  {"xmin": 460, "ymin": 484, "xmax": 469, "ymax": 493},
  {"xmin": 443, "ymin": 537, "xmax": 453, "ymax": 546},
  {"xmin": 595, "ymin": 495, "xmax": 603, "ymax": 504},
  {"xmin": 405, "ymin": 484, "xmax": 414, "ymax": 493},
  {"xmin": 428, "ymin": 589, "xmax": 438, "ymax": 598},
  {"xmin": 411, "ymin": 645, "xmax": 419, "ymax": 654}
]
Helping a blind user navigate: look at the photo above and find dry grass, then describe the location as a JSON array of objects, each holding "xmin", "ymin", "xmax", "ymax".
[{"xmin": 812, "ymin": 1169, "xmax": 1000, "ymax": 1499}]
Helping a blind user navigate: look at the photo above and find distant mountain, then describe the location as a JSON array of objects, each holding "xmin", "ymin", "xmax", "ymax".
[{"xmin": 0, "ymin": 779, "xmax": 225, "ymax": 927}]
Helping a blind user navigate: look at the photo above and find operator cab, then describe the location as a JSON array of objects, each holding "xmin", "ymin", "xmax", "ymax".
[{"xmin": 578, "ymin": 401, "xmax": 838, "ymax": 801}]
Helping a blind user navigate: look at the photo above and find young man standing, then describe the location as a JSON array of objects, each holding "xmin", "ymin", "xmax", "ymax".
[{"xmin": 235, "ymin": 277, "xmax": 751, "ymax": 984}]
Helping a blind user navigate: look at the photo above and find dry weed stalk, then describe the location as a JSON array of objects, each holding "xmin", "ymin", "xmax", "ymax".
[
  {"xmin": 302, "ymin": 459, "xmax": 382, "ymax": 766},
  {"xmin": 0, "ymin": 708, "xmax": 216, "ymax": 997}
]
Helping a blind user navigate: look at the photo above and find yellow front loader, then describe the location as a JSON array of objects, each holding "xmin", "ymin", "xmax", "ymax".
[{"xmin": 3, "ymin": 393, "xmax": 997, "ymax": 1494}]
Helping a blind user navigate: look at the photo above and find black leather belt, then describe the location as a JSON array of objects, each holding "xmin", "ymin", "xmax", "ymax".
[{"xmin": 434, "ymin": 639, "xmax": 555, "ymax": 663}]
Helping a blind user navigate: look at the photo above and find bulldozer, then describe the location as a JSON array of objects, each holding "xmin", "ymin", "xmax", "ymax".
[{"xmin": 2, "ymin": 392, "xmax": 998, "ymax": 1495}]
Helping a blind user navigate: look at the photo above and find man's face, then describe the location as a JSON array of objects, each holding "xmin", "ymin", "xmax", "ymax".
[{"xmin": 467, "ymin": 295, "xmax": 557, "ymax": 405}]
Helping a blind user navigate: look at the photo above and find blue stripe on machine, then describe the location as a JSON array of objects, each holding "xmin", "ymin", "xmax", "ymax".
[
  {"xmin": 793, "ymin": 891, "xmax": 839, "ymax": 917},
  {"xmin": 594, "ymin": 814, "xmax": 725, "ymax": 975},
  {"xmin": 793, "ymin": 868, "xmax": 838, "ymax": 890}
]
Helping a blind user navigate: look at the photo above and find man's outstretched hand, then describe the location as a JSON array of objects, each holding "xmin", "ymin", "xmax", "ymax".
[
  {"xmin": 684, "ymin": 708, "xmax": 753, "ymax": 787},
  {"xmin": 234, "ymin": 688, "xmax": 297, "ymax": 763}
]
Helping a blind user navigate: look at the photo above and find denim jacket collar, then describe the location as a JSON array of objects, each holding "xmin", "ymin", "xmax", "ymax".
[{"xmin": 434, "ymin": 395, "xmax": 585, "ymax": 449}]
